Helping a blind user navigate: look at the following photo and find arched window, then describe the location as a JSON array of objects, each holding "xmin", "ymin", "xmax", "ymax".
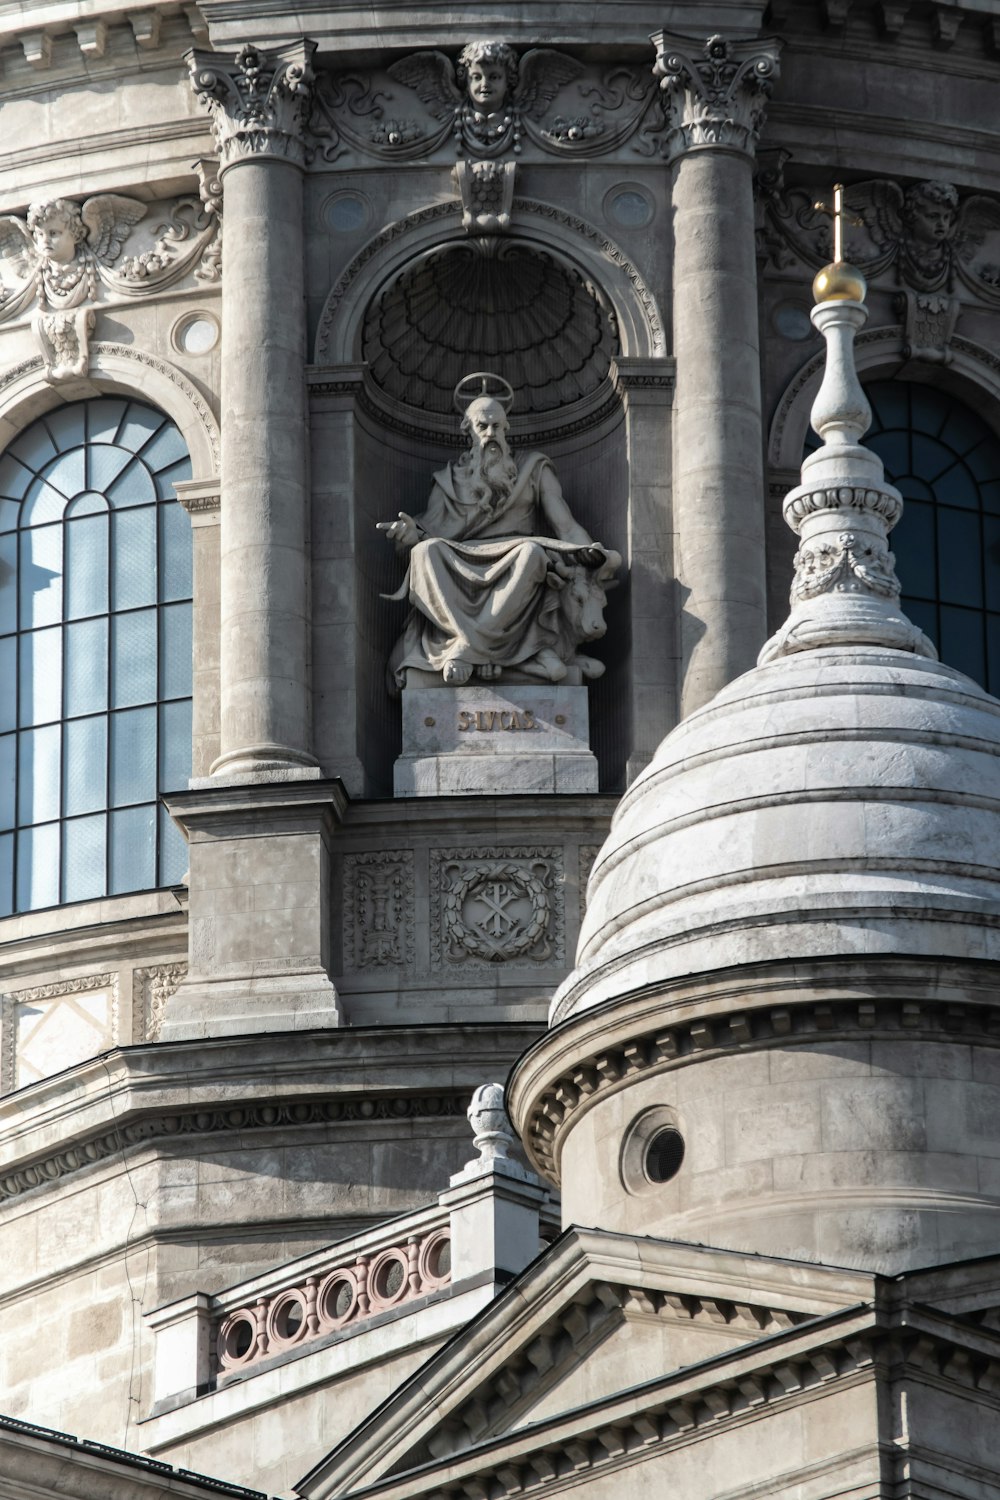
[
  {"xmin": 0, "ymin": 397, "xmax": 192, "ymax": 916},
  {"xmin": 805, "ymin": 380, "xmax": 1000, "ymax": 691}
]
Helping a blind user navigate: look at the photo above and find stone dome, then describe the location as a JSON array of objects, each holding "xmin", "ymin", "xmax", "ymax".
[{"xmin": 552, "ymin": 643, "xmax": 1000, "ymax": 1025}]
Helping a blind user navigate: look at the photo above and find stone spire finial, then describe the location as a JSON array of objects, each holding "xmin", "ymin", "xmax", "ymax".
[
  {"xmin": 759, "ymin": 237, "xmax": 937, "ymax": 664},
  {"xmin": 467, "ymin": 1082, "xmax": 515, "ymax": 1165}
]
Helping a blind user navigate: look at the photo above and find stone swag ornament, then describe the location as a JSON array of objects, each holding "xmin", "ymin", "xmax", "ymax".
[
  {"xmin": 377, "ymin": 372, "xmax": 621, "ymax": 691},
  {"xmin": 760, "ymin": 184, "xmax": 936, "ymax": 664}
]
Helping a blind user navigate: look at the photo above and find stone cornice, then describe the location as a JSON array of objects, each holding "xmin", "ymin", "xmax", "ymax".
[{"xmin": 508, "ymin": 955, "xmax": 1000, "ymax": 1183}]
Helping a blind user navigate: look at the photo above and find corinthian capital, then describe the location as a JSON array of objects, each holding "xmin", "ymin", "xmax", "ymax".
[
  {"xmin": 188, "ymin": 40, "xmax": 317, "ymax": 168},
  {"xmin": 651, "ymin": 32, "xmax": 781, "ymax": 162}
]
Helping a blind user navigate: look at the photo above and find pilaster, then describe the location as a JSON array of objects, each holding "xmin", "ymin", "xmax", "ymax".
[{"xmin": 651, "ymin": 31, "xmax": 781, "ymax": 716}]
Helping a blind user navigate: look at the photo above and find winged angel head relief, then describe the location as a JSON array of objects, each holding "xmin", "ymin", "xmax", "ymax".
[{"xmin": 386, "ymin": 42, "xmax": 583, "ymax": 156}]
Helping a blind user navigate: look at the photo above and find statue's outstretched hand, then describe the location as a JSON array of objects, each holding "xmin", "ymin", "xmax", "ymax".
[{"xmin": 377, "ymin": 512, "xmax": 420, "ymax": 548}]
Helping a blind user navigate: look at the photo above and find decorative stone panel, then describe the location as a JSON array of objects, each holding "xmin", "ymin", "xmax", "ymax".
[
  {"xmin": 135, "ymin": 964, "xmax": 187, "ymax": 1043},
  {"xmin": 1, "ymin": 974, "xmax": 118, "ymax": 1094},
  {"xmin": 342, "ymin": 852, "xmax": 415, "ymax": 971},
  {"xmin": 430, "ymin": 848, "xmax": 564, "ymax": 968}
]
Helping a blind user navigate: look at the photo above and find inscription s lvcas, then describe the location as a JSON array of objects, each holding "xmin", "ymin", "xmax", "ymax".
[{"xmin": 458, "ymin": 709, "xmax": 538, "ymax": 732}]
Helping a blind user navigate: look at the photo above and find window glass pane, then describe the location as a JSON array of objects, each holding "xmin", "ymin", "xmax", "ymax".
[
  {"xmin": 160, "ymin": 503, "xmax": 192, "ymax": 601},
  {"xmin": 0, "ymin": 532, "xmax": 15, "ymax": 635},
  {"xmin": 21, "ymin": 476, "xmax": 66, "ymax": 528},
  {"xmin": 159, "ymin": 698, "xmax": 192, "ymax": 792},
  {"xmin": 981, "ymin": 480, "xmax": 1000, "ymax": 516},
  {"xmin": 0, "ymin": 830, "xmax": 11, "ymax": 916},
  {"xmin": 9, "ymin": 422, "xmax": 56, "ymax": 469},
  {"xmin": 911, "ymin": 434, "xmax": 954, "ymax": 489},
  {"xmin": 903, "ymin": 596, "xmax": 938, "ymax": 650},
  {"xmin": 112, "ymin": 507, "xmax": 156, "ymax": 610},
  {"xmin": 159, "ymin": 804, "xmax": 187, "ymax": 886},
  {"xmin": 142, "ymin": 423, "xmax": 189, "ymax": 471},
  {"xmin": 911, "ymin": 386, "xmax": 947, "ymax": 439},
  {"xmin": 65, "ymin": 512, "xmax": 109, "ymax": 619},
  {"xmin": 44, "ymin": 404, "xmax": 86, "ymax": 451},
  {"xmin": 110, "ymin": 706, "xmax": 156, "ymax": 806},
  {"xmin": 88, "ymin": 444, "xmax": 132, "ymax": 492},
  {"xmin": 868, "ymin": 382, "xmax": 908, "ymax": 430},
  {"xmin": 63, "ymin": 715, "xmax": 107, "ymax": 816},
  {"xmin": 118, "ymin": 405, "xmax": 164, "ymax": 454},
  {"xmin": 964, "ymin": 443, "xmax": 1000, "ymax": 483},
  {"xmin": 0, "ymin": 454, "xmax": 35, "ymax": 502},
  {"xmin": 65, "ymin": 617, "xmax": 107, "ymax": 716},
  {"xmin": 19, "ymin": 524, "xmax": 62, "ymax": 628},
  {"xmin": 110, "ymin": 804, "xmax": 155, "ymax": 893},
  {"xmin": 107, "ymin": 458, "xmax": 157, "ymax": 508},
  {"xmin": 866, "ymin": 431, "xmax": 909, "ymax": 477},
  {"xmin": 18, "ymin": 627, "xmax": 61, "ymax": 726},
  {"xmin": 66, "ymin": 492, "xmax": 108, "ymax": 518},
  {"xmin": 62, "ymin": 813, "xmax": 106, "ymax": 904},
  {"xmin": 0, "ymin": 636, "xmax": 14, "ymax": 733},
  {"xmin": 43, "ymin": 447, "xmax": 86, "ymax": 500},
  {"xmin": 112, "ymin": 609, "xmax": 157, "ymax": 708},
  {"xmin": 939, "ymin": 605, "xmax": 986, "ymax": 681},
  {"xmin": 985, "ymin": 516, "xmax": 1000, "ymax": 613},
  {"xmin": 937, "ymin": 508, "xmax": 982, "ymax": 607},
  {"xmin": 0, "ymin": 733, "xmax": 14, "ymax": 829},
  {"xmin": 16, "ymin": 821, "xmax": 58, "ymax": 910},
  {"xmin": 155, "ymin": 457, "xmax": 192, "ymax": 501},
  {"xmin": 891, "ymin": 501, "xmax": 935, "ymax": 600},
  {"xmin": 0, "ymin": 497, "xmax": 19, "ymax": 533},
  {"xmin": 160, "ymin": 602, "xmax": 192, "ymax": 700},
  {"xmin": 18, "ymin": 722, "xmax": 60, "ymax": 824},
  {"xmin": 936, "ymin": 464, "xmax": 980, "ymax": 511},
  {"xmin": 988, "ymin": 615, "xmax": 1000, "ymax": 697},
  {"xmin": 87, "ymin": 398, "xmax": 127, "ymax": 444},
  {"xmin": 940, "ymin": 406, "xmax": 987, "ymax": 453}
]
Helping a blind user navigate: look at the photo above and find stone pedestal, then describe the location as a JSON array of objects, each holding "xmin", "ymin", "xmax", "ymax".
[{"xmin": 394, "ymin": 682, "xmax": 598, "ymax": 796}]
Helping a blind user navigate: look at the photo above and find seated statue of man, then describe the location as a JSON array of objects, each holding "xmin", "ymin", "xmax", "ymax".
[{"xmin": 379, "ymin": 380, "xmax": 620, "ymax": 688}]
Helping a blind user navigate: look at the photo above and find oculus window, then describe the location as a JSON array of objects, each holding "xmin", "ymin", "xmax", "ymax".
[
  {"xmin": 807, "ymin": 379, "xmax": 1000, "ymax": 692},
  {"xmin": 0, "ymin": 397, "xmax": 193, "ymax": 916}
]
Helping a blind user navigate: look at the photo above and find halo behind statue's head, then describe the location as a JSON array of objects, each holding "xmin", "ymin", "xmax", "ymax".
[{"xmin": 454, "ymin": 372, "xmax": 515, "ymax": 417}]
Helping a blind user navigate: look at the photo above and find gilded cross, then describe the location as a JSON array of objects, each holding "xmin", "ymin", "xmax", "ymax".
[{"xmin": 813, "ymin": 182, "xmax": 863, "ymax": 261}]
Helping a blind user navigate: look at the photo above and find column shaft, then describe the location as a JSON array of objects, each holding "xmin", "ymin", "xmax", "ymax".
[
  {"xmin": 672, "ymin": 147, "xmax": 765, "ymax": 715},
  {"xmin": 216, "ymin": 156, "xmax": 315, "ymax": 776}
]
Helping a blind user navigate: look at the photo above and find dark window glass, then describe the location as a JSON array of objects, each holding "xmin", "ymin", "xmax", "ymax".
[
  {"xmin": 807, "ymin": 381, "xmax": 1000, "ymax": 690},
  {"xmin": 0, "ymin": 397, "xmax": 193, "ymax": 916}
]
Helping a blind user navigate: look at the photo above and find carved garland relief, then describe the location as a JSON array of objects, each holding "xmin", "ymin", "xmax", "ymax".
[{"xmin": 431, "ymin": 848, "xmax": 564, "ymax": 968}]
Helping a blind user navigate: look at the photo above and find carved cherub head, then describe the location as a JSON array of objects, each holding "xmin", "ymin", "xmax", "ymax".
[
  {"xmin": 902, "ymin": 180, "xmax": 959, "ymax": 246},
  {"xmin": 26, "ymin": 199, "xmax": 87, "ymax": 265},
  {"xmin": 457, "ymin": 41, "xmax": 518, "ymax": 113}
]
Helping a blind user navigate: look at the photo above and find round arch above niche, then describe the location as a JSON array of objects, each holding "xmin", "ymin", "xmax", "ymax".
[
  {"xmin": 315, "ymin": 197, "xmax": 665, "ymax": 426},
  {"xmin": 362, "ymin": 239, "xmax": 619, "ymax": 417}
]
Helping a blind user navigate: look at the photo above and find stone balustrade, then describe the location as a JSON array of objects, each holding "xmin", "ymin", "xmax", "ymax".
[{"xmin": 214, "ymin": 1214, "xmax": 453, "ymax": 1376}]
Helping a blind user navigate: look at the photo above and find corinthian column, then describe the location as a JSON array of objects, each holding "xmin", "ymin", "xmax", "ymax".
[
  {"xmin": 652, "ymin": 31, "xmax": 782, "ymax": 716},
  {"xmin": 189, "ymin": 41, "xmax": 319, "ymax": 779}
]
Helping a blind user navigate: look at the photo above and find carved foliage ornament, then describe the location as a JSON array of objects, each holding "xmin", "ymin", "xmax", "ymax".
[
  {"xmin": 343, "ymin": 851, "xmax": 415, "ymax": 970},
  {"xmin": 433, "ymin": 848, "xmax": 563, "ymax": 966},
  {"xmin": 309, "ymin": 45, "xmax": 662, "ymax": 163},
  {"xmin": 651, "ymin": 32, "xmax": 782, "ymax": 162},
  {"xmin": 189, "ymin": 41, "xmax": 317, "ymax": 166},
  {"xmin": 791, "ymin": 530, "xmax": 900, "ymax": 603},
  {"xmin": 0, "ymin": 175, "xmax": 221, "ymax": 382}
]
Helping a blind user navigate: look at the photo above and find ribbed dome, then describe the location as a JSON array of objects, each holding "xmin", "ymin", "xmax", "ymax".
[
  {"xmin": 362, "ymin": 241, "xmax": 618, "ymax": 415},
  {"xmin": 552, "ymin": 645, "xmax": 1000, "ymax": 1025}
]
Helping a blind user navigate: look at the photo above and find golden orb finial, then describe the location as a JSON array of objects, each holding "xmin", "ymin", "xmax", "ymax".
[{"xmin": 812, "ymin": 183, "xmax": 867, "ymax": 304}]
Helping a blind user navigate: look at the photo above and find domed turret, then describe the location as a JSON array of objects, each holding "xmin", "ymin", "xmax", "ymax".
[{"xmin": 510, "ymin": 265, "xmax": 1000, "ymax": 1275}]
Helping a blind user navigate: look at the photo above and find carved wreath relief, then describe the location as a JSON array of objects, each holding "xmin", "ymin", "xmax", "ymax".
[
  {"xmin": 432, "ymin": 848, "xmax": 564, "ymax": 966},
  {"xmin": 0, "ymin": 177, "xmax": 221, "ymax": 382}
]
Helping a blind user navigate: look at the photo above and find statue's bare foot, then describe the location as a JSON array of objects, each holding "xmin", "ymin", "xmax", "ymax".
[
  {"xmin": 477, "ymin": 663, "xmax": 502, "ymax": 680},
  {"xmin": 442, "ymin": 658, "xmax": 474, "ymax": 685}
]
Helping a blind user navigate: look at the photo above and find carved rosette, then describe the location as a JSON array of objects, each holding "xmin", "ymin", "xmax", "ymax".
[
  {"xmin": 651, "ymin": 32, "xmax": 781, "ymax": 162},
  {"xmin": 188, "ymin": 41, "xmax": 317, "ymax": 168}
]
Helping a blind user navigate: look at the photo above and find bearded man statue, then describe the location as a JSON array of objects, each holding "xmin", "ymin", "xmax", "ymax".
[{"xmin": 378, "ymin": 383, "xmax": 619, "ymax": 688}]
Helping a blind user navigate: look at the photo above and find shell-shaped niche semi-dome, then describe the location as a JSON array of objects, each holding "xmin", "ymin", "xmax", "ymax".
[
  {"xmin": 362, "ymin": 240, "xmax": 619, "ymax": 415},
  {"xmin": 552, "ymin": 644, "xmax": 1000, "ymax": 1025}
]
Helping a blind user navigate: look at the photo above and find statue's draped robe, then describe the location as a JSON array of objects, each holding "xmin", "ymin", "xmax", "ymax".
[{"xmin": 388, "ymin": 453, "xmax": 589, "ymax": 684}]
